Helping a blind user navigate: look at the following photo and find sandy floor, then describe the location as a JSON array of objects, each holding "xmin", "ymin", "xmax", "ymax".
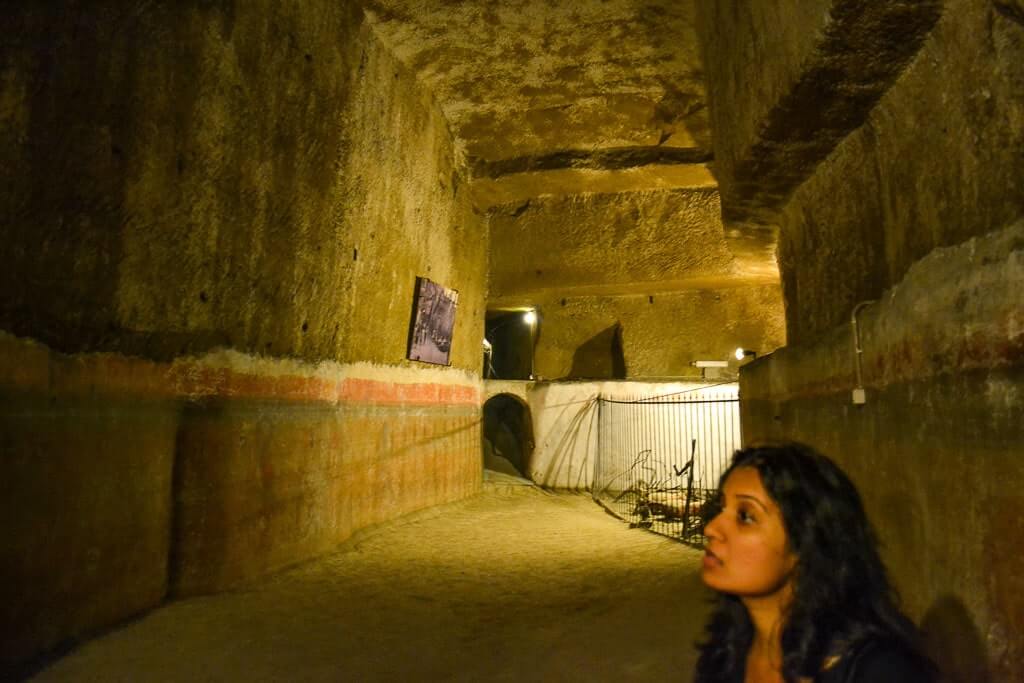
[{"xmin": 31, "ymin": 473, "xmax": 712, "ymax": 682}]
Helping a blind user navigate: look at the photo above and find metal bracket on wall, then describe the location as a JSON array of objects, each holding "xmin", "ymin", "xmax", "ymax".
[{"xmin": 851, "ymin": 300, "xmax": 876, "ymax": 405}]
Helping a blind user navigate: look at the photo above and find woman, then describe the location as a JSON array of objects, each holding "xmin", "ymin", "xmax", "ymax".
[{"xmin": 695, "ymin": 443, "xmax": 935, "ymax": 682}]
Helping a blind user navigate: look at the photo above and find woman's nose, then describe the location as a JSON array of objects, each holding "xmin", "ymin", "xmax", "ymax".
[{"xmin": 703, "ymin": 511, "xmax": 724, "ymax": 540}]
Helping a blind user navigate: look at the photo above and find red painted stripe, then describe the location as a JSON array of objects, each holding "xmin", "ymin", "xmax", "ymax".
[{"xmin": 0, "ymin": 336, "xmax": 480, "ymax": 406}]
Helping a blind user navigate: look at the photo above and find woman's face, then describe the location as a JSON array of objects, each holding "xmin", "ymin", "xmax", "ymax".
[{"xmin": 701, "ymin": 466, "xmax": 797, "ymax": 601}]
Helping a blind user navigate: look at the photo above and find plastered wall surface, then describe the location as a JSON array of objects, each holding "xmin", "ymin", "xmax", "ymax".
[
  {"xmin": 483, "ymin": 379, "xmax": 532, "ymax": 404},
  {"xmin": 524, "ymin": 381, "xmax": 735, "ymax": 491},
  {"xmin": 0, "ymin": 1, "xmax": 487, "ymax": 671}
]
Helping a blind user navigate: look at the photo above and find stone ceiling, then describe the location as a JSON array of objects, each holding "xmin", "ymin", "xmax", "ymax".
[{"xmin": 362, "ymin": 0, "xmax": 779, "ymax": 290}]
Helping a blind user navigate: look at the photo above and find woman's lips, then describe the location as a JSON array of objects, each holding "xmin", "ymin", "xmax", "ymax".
[{"xmin": 702, "ymin": 548, "xmax": 722, "ymax": 569}]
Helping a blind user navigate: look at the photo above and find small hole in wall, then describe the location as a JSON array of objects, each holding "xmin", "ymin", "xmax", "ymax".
[
  {"xmin": 648, "ymin": 295, "xmax": 654, "ymax": 304},
  {"xmin": 561, "ymin": 298, "xmax": 566, "ymax": 306},
  {"xmin": 301, "ymin": 321, "xmax": 309, "ymax": 333},
  {"xmin": 199, "ymin": 291, "xmax": 208, "ymax": 302},
  {"xmin": 353, "ymin": 248, "xmax": 358, "ymax": 261}
]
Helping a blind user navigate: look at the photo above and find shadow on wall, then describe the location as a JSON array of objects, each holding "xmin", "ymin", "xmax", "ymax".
[
  {"xmin": 565, "ymin": 323, "xmax": 625, "ymax": 380},
  {"xmin": 920, "ymin": 595, "xmax": 990, "ymax": 682},
  {"xmin": 534, "ymin": 396, "xmax": 599, "ymax": 490},
  {"xmin": 482, "ymin": 394, "xmax": 534, "ymax": 477}
]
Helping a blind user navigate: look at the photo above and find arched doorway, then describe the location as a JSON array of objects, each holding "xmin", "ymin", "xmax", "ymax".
[{"xmin": 482, "ymin": 394, "xmax": 535, "ymax": 479}]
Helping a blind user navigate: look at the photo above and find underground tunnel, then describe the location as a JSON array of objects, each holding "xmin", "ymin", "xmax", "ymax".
[{"xmin": 1, "ymin": 1, "xmax": 1022, "ymax": 681}]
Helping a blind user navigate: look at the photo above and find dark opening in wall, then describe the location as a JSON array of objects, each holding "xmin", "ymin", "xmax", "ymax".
[
  {"xmin": 484, "ymin": 309, "xmax": 536, "ymax": 379},
  {"xmin": 482, "ymin": 394, "xmax": 534, "ymax": 478}
]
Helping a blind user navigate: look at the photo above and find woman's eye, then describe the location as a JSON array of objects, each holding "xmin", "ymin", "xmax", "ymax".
[{"xmin": 738, "ymin": 509, "xmax": 756, "ymax": 524}]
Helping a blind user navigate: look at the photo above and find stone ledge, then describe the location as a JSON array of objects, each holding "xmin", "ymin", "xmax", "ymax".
[
  {"xmin": 741, "ymin": 221, "xmax": 1024, "ymax": 400},
  {"xmin": 471, "ymin": 146, "xmax": 712, "ymax": 178}
]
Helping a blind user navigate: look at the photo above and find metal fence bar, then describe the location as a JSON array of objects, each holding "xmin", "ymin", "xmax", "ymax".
[{"xmin": 593, "ymin": 386, "xmax": 741, "ymax": 546}]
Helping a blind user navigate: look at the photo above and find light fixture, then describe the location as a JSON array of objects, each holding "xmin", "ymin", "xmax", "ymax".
[
  {"xmin": 523, "ymin": 310, "xmax": 537, "ymax": 325},
  {"xmin": 693, "ymin": 360, "xmax": 729, "ymax": 368},
  {"xmin": 735, "ymin": 348, "xmax": 757, "ymax": 361}
]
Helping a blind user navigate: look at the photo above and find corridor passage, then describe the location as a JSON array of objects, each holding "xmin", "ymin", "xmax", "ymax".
[{"xmin": 31, "ymin": 474, "xmax": 710, "ymax": 682}]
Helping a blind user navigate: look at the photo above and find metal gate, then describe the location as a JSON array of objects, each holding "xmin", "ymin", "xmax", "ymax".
[{"xmin": 593, "ymin": 389, "xmax": 741, "ymax": 545}]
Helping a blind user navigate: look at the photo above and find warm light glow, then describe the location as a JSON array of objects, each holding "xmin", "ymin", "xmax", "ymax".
[
  {"xmin": 735, "ymin": 347, "xmax": 745, "ymax": 360},
  {"xmin": 523, "ymin": 310, "xmax": 537, "ymax": 325}
]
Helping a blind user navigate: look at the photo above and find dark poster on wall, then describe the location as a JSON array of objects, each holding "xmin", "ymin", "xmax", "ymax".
[{"xmin": 407, "ymin": 277, "xmax": 459, "ymax": 366}]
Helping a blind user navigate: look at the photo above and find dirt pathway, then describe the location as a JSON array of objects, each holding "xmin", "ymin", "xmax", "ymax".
[{"xmin": 32, "ymin": 474, "xmax": 712, "ymax": 682}]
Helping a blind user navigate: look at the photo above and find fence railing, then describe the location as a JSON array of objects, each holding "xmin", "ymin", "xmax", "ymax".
[{"xmin": 593, "ymin": 389, "xmax": 741, "ymax": 545}]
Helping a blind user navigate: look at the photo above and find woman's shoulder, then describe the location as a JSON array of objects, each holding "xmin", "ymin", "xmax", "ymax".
[{"xmin": 821, "ymin": 636, "xmax": 935, "ymax": 683}]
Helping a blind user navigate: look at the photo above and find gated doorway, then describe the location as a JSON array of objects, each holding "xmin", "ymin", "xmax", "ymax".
[{"xmin": 593, "ymin": 387, "xmax": 741, "ymax": 545}]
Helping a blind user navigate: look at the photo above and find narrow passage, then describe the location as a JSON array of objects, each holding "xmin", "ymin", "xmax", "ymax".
[{"xmin": 33, "ymin": 474, "xmax": 711, "ymax": 682}]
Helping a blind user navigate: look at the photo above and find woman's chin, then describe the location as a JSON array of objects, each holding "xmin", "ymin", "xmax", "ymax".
[{"xmin": 700, "ymin": 567, "xmax": 725, "ymax": 591}]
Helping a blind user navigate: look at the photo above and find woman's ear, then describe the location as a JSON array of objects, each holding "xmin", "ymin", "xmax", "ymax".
[{"xmin": 783, "ymin": 549, "xmax": 799, "ymax": 577}]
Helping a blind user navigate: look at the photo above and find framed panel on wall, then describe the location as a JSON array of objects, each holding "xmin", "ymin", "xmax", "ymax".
[{"xmin": 407, "ymin": 276, "xmax": 459, "ymax": 366}]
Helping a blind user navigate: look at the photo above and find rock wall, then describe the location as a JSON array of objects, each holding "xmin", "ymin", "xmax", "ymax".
[
  {"xmin": 741, "ymin": 224, "xmax": 1024, "ymax": 680},
  {"xmin": 702, "ymin": 1, "xmax": 1024, "ymax": 679},
  {"xmin": 489, "ymin": 189, "xmax": 734, "ymax": 297},
  {"xmin": 527, "ymin": 285, "xmax": 783, "ymax": 381},
  {"xmin": 776, "ymin": 0, "xmax": 1024, "ymax": 343},
  {"xmin": 488, "ymin": 188, "xmax": 786, "ymax": 379},
  {"xmin": 0, "ymin": 1, "xmax": 486, "ymax": 672},
  {"xmin": 697, "ymin": 0, "xmax": 945, "ymax": 232}
]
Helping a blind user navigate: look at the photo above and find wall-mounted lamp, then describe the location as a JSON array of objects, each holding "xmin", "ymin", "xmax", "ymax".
[
  {"xmin": 523, "ymin": 309, "xmax": 538, "ymax": 380},
  {"xmin": 734, "ymin": 347, "xmax": 757, "ymax": 361}
]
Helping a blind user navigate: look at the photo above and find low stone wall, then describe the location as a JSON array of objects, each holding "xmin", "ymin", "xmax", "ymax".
[{"xmin": 0, "ymin": 334, "xmax": 482, "ymax": 673}]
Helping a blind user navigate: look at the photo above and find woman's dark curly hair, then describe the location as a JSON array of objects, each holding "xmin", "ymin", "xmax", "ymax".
[{"xmin": 694, "ymin": 443, "xmax": 926, "ymax": 682}]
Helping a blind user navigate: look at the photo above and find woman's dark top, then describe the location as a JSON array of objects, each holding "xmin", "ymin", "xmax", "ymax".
[
  {"xmin": 718, "ymin": 638, "xmax": 935, "ymax": 683},
  {"xmin": 818, "ymin": 638, "xmax": 935, "ymax": 683}
]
